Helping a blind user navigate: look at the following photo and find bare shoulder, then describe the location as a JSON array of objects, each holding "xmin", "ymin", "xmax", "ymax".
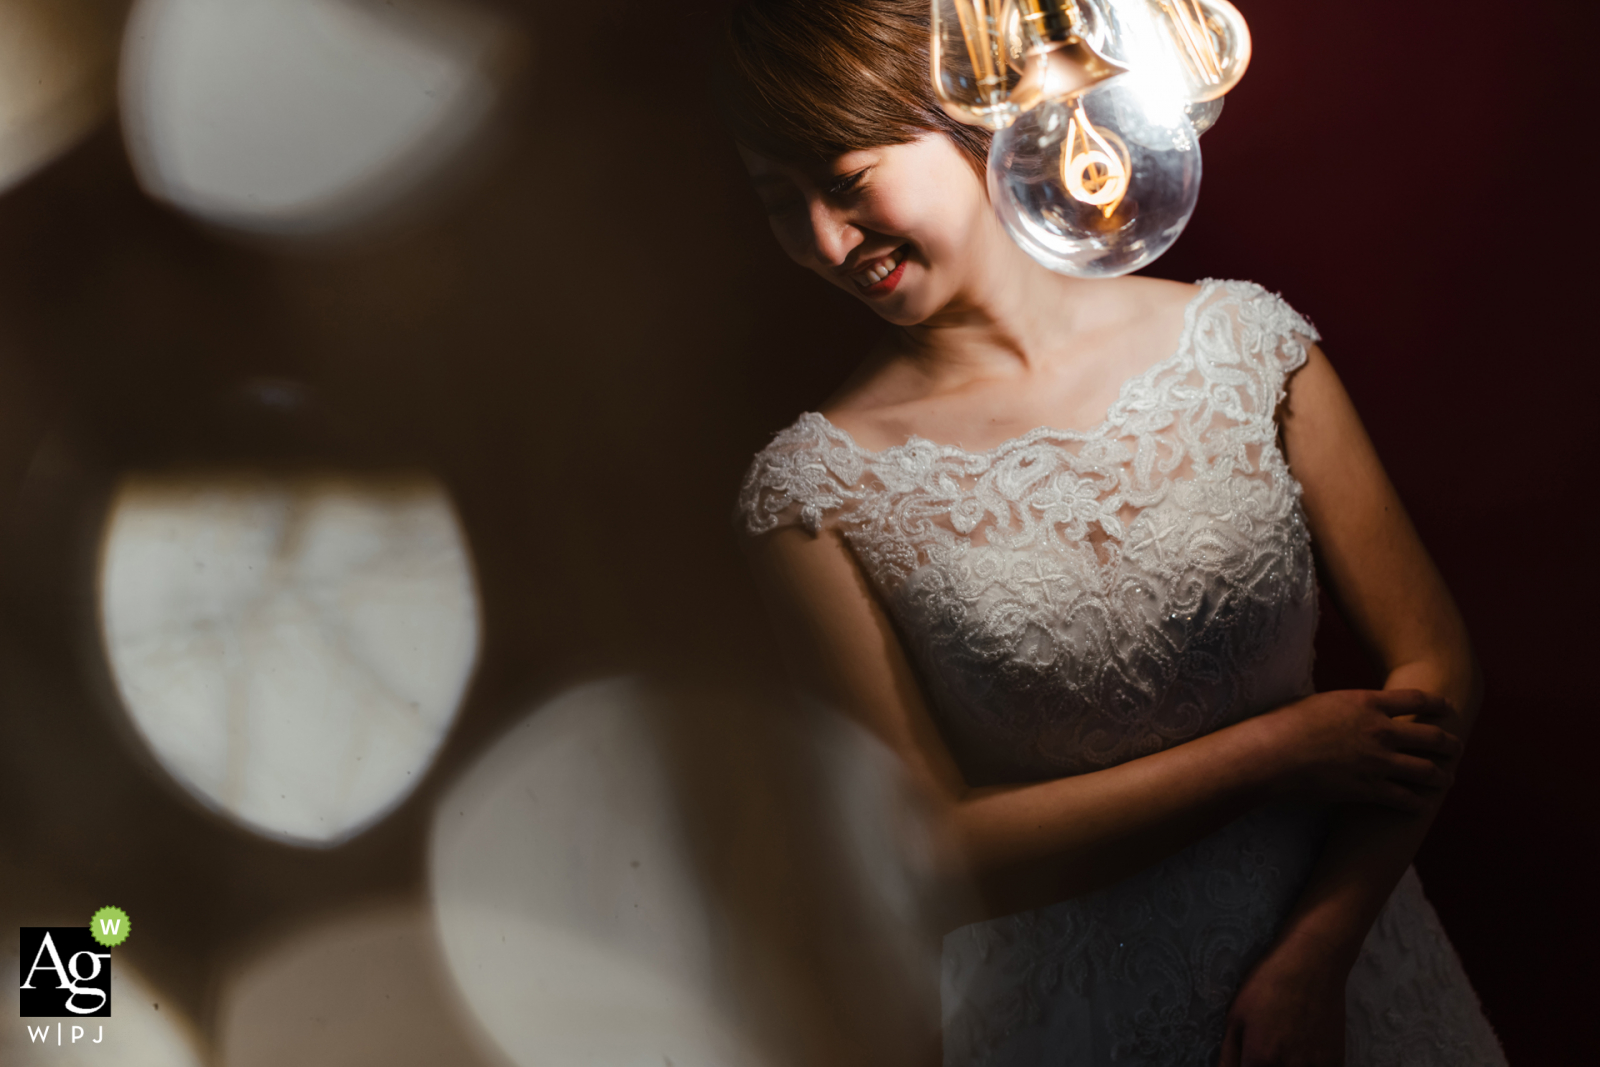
[
  {"xmin": 1278, "ymin": 341, "xmax": 1373, "ymax": 489},
  {"xmin": 1123, "ymin": 274, "xmax": 1203, "ymax": 305},
  {"xmin": 1109, "ymin": 275, "xmax": 1203, "ymax": 320},
  {"xmin": 1082, "ymin": 276, "xmax": 1203, "ymax": 354},
  {"xmin": 813, "ymin": 337, "xmax": 926, "ymax": 443}
]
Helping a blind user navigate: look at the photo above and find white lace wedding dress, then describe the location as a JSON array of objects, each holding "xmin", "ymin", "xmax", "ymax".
[{"xmin": 737, "ymin": 280, "xmax": 1508, "ymax": 1066}]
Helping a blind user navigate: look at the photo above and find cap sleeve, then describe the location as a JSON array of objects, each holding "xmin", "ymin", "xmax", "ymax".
[
  {"xmin": 1195, "ymin": 279, "xmax": 1322, "ymax": 414},
  {"xmin": 734, "ymin": 413, "xmax": 869, "ymax": 537}
]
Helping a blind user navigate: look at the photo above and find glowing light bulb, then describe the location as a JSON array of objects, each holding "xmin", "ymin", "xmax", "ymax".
[
  {"xmin": 989, "ymin": 78, "xmax": 1200, "ymax": 277},
  {"xmin": 931, "ymin": 0, "xmax": 1252, "ymax": 278}
]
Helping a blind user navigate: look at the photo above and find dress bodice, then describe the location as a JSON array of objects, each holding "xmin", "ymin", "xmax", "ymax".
[
  {"xmin": 738, "ymin": 279, "xmax": 1321, "ymax": 786},
  {"xmin": 735, "ymin": 279, "xmax": 1509, "ymax": 1066}
]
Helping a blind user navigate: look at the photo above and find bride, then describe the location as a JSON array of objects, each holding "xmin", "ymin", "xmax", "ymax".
[{"xmin": 726, "ymin": 1, "xmax": 1507, "ymax": 1064}]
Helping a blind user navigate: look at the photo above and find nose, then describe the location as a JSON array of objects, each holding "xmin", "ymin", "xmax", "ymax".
[{"xmin": 803, "ymin": 195, "xmax": 862, "ymax": 268}]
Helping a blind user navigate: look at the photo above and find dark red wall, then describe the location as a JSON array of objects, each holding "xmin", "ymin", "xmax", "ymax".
[{"xmin": 1151, "ymin": 2, "xmax": 1597, "ymax": 1059}]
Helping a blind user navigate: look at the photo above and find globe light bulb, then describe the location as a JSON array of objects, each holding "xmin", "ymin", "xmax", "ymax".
[
  {"xmin": 931, "ymin": 0, "xmax": 1251, "ymax": 278},
  {"xmin": 989, "ymin": 77, "xmax": 1200, "ymax": 277}
]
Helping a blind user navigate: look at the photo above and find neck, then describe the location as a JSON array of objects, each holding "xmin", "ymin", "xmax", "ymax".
[{"xmin": 892, "ymin": 219, "xmax": 1105, "ymax": 382}]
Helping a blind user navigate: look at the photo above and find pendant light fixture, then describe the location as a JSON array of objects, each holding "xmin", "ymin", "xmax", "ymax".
[{"xmin": 932, "ymin": 0, "xmax": 1251, "ymax": 277}]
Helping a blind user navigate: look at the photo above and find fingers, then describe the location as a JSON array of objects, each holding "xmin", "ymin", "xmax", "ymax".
[
  {"xmin": 1373, "ymin": 688, "xmax": 1455, "ymax": 719},
  {"xmin": 1385, "ymin": 752, "xmax": 1454, "ymax": 790},
  {"xmin": 1390, "ymin": 721, "xmax": 1464, "ymax": 759}
]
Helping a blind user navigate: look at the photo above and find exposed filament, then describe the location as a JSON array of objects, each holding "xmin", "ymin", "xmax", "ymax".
[
  {"xmin": 1061, "ymin": 103, "xmax": 1128, "ymax": 217},
  {"xmin": 1161, "ymin": 0, "xmax": 1224, "ymax": 84},
  {"xmin": 953, "ymin": 0, "xmax": 1005, "ymax": 98}
]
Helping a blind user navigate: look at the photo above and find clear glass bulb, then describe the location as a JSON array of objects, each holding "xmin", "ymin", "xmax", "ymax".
[
  {"xmin": 987, "ymin": 75, "xmax": 1201, "ymax": 278},
  {"xmin": 931, "ymin": 0, "xmax": 1133, "ymax": 130},
  {"xmin": 931, "ymin": 0, "xmax": 1025, "ymax": 130},
  {"xmin": 931, "ymin": 0, "xmax": 1242, "ymax": 276}
]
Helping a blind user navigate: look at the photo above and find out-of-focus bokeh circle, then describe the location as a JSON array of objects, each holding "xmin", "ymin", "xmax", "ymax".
[
  {"xmin": 98, "ymin": 471, "xmax": 480, "ymax": 845},
  {"xmin": 1, "ymin": 948, "xmax": 203, "ymax": 1066},
  {"xmin": 430, "ymin": 677, "xmax": 772, "ymax": 1067},
  {"xmin": 217, "ymin": 905, "xmax": 508, "ymax": 1067},
  {"xmin": 0, "ymin": 0, "xmax": 118, "ymax": 196},
  {"xmin": 119, "ymin": 0, "xmax": 515, "ymax": 235}
]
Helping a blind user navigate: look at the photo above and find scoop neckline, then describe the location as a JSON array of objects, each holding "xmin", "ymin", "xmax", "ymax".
[{"xmin": 807, "ymin": 278, "xmax": 1220, "ymax": 461}]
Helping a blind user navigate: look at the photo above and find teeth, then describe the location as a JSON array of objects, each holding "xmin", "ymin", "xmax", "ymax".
[{"xmin": 853, "ymin": 247, "xmax": 905, "ymax": 288}]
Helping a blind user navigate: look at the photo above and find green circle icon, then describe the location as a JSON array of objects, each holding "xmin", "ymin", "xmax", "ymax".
[{"xmin": 90, "ymin": 906, "xmax": 131, "ymax": 948}]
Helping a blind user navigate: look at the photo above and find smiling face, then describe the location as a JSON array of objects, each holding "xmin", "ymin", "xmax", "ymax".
[{"xmin": 740, "ymin": 134, "xmax": 998, "ymax": 326}]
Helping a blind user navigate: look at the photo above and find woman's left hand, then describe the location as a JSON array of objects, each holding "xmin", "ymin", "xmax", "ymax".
[{"xmin": 1218, "ymin": 934, "xmax": 1349, "ymax": 1067}]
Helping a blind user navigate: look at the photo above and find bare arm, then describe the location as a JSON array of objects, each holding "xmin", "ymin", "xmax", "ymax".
[
  {"xmin": 742, "ymin": 494, "xmax": 1456, "ymax": 916},
  {"xmin": 1220, "ymin": 343, "xmax": 1481, "ymax": 1065},
  {"xmin": 1278, "ymin": 340, "xmax": 1481, "ymax": 955}
]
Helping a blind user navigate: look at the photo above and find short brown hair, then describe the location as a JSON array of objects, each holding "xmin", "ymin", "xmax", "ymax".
[{"xmin": 717, "ymin": 0, "xmax": 992, "ymax": 173}]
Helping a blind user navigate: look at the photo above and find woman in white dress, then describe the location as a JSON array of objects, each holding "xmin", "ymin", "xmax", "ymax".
[{"xmin": 725, "ymin": 1, "xmax": 1508, "ymax": 1064}]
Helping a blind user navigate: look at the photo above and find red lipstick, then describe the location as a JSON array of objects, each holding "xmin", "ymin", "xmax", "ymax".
[{"xmin": 860, "ymin": 255, "xmax": 908, "ymax": 298}]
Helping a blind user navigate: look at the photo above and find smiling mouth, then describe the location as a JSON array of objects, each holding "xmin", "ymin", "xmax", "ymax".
[{"xmin": 850, "ymin": 245, "xmax": 909, "ymax": 289}]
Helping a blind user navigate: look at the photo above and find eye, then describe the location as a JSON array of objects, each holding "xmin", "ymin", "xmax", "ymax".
[{"xmin": 825, "ymin": 168, "xmax": 869, "ymax": 196}]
